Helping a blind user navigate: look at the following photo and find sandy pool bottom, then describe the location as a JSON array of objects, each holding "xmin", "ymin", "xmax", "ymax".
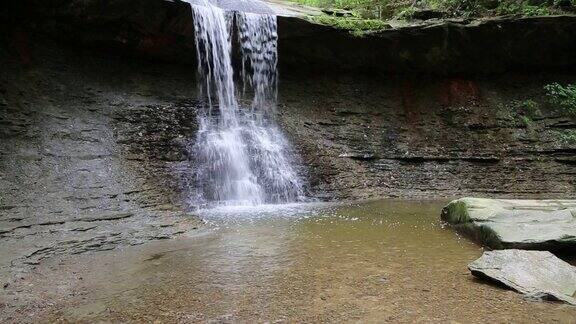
[{"xmin": 1, "ymin": 200, "xmax": 575, "ymax": 323}]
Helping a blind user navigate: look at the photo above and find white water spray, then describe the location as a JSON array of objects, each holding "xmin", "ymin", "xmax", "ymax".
[{"xmin": 187, "ymin": 0, "xmax": 305, "ymax": 208}]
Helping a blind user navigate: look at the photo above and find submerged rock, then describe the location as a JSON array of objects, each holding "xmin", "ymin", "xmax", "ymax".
[
  {"xmin": 469, "ymin": 250, "xmax": 576, "ymax": 305},
  {"xmin": 441, "ymin": 198, "xmax": 576, "ymax": 250}
]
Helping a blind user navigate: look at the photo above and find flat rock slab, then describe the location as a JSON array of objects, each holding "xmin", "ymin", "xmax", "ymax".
[
  {"xmin": 441, "ymin": 198, "xmax": 576, "ymax": 250},
  {"xmin": 469, "ymin": 250, "xmax": 576, "ymax": 305}
]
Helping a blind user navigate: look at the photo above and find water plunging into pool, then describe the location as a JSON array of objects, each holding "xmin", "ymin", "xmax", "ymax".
[{"xmin": 187, "ymin": 0, "xmax": 305, "ymax": 208}]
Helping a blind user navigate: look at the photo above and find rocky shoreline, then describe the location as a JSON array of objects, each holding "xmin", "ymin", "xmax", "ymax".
[{"xmin": 441, "ymin": 198, "xmax": 576, "ymax": 304}]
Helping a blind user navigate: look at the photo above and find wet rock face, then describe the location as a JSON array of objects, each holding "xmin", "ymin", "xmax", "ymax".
[
  {"xmin": 469, "ymin": 250, "xmax": 576, "ymax": 305},
  {"xmin": 441, "ymin": 198, "xmax": 576, "ymax": 250},
  {"xmin": 4, "ymin": 0, "xmax": 573, "ymax": 202},
  {"xmin": 278, "ymin": 73, "xmax": 576, "ymax": 200},
  {"xmin": 0, "ymin": 43, "xmax": 201, "ymax": 281}
]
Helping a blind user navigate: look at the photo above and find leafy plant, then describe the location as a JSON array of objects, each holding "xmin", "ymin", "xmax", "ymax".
[
  {"xmin": 428, "ymin": 0, "xmax": 483, "ymax": 17},
  {"xmin": 291, "ymin": 0, "xmax": 571, "ymax": 20},
  {"xmin": 396, "ymin": 7, "xmax": 416, "ymax": 19},
  {"xmin": 544, "ymin": 82, "xmax": 576, "ymax": 117},
  {"xmin": 495, "ymin": 1, "xmax": 554, "ymax": 16},
  {"xmin": 519, "ymin": 115, "xmax": 533, "ymax": 127},
  {"xmin": 555, "ymin": 129, "xmax": 576, "ymax": 145}
]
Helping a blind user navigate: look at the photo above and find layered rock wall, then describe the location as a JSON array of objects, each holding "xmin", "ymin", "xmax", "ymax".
[{"xmin": 1, "ymin": 0, "xmax": 575, "ymax": 205}]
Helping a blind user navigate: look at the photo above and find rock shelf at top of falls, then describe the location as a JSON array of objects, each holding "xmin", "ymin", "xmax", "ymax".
[{"xmin": 3, "ymin": 0, "xmax": 576, "ymax": 75}]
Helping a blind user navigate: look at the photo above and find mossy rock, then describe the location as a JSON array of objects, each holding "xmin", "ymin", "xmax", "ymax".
[{"xmin": 441, "ymin": 198, "xmax": 576, "ymax": 251}]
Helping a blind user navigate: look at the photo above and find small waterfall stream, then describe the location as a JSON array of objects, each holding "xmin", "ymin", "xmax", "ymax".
[{"xmin": 187, "ymin": 0, "xmax": 305, "ymax": 208}]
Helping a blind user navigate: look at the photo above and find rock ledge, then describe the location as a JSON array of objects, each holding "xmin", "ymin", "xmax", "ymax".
[{"xmin": 441, "ymin": 198, "xmax": 576, "ymax": 250}]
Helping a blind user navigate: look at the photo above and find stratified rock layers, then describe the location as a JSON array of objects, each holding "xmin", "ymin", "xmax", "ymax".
[{"xmin": 2, "ymin": 0, "xmax": 575, "ymax": 200}]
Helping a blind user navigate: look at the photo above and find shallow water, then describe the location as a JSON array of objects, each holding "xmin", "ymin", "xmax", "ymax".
[{"xmin": 19, "ymin": 200, "xmax": 576, "ymax": 323}]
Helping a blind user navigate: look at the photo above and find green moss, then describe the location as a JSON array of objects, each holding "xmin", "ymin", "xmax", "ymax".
[
  {"xmin": 309, "ymin": 15, "xmax": 391, "ymax": 35},
  {"xmin": 441, "ymin": 200, "xmax": 504, "ymax": 249},
  {"xmin": 441, "ymin": 200, "xmax": 470, "ymax": 224},
  {"xmin": 294, "ymin": 0, "xmax": 395, "ymax": 20},
  {"xmin": 453, "ymin": 223, "xmax": 504, "ymax": 249},
  {"xmin": 472, "ymin": 224, "xmax": 504, "ymax": 249}
]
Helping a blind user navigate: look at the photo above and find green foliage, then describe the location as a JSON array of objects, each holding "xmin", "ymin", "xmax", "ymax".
[
  {"xmin": 555, "ymin": 129, "xmax": 576, "ymax": 145},
  {"xmin": 295, "ymin": 0, "xmax": 399, "ymax": 18},
  {"xmin": 512, "ymin": 99, "xmax": 541, "ymax": 118},
  {"xmin": 292, "ymin": 0, "xmax": 571, "ymax": 20},
  {"xmin": 496, "ymin": 99, "xmax": 543, "ymax": 127},
  {"xmin": 396, "ymin": 7, "xmax": 416, "ymax": 19},
  {"xmin": 309, "ymin": 15, "xmax": 391, "ymax": 34},
  {"xmin": 495, "ymin": 0, "xmax": 555, "ymax": 16},
  {"xmin": 544, "ymin": 82, "xmax": 576, "ymax": 117},
  {"xmin": 506, "ymin": 99, "xmax": 540, "ymax": 126},
  {"xmin": 428, "ymin": 0, "xmax": 484, "ymax": 17},
  {"xmin": 295, "ymin": 0, "xmax": 377, "ymax": 9},
  {"xmin": 519, "ymin": 115, "xmax": 533, "ymax": 127}
]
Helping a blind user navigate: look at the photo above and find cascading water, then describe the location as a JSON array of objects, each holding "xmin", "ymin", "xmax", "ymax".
[{"xmin": 187, "ymin": 0, "xmax": 305, "ymax": 208}]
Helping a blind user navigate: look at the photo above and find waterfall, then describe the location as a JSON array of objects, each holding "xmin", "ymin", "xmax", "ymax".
[{"xmin": 187, "ymin": 0, "xmax": 305, "ymax": 208}]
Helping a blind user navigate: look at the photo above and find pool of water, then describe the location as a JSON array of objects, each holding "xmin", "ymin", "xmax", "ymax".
[{"xmin": 27, "ymin": 200, "xmax": 576, "ymax": 322}]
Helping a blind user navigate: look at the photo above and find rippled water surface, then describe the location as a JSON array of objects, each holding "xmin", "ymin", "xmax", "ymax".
[{"xmin": 45, "ymin": 200, "xmax": 575, "ymax": 322}]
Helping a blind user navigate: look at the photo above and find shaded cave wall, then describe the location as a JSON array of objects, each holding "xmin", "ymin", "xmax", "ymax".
[{"xmin": 1, "ymin": 0, "xmax": 575, "ymax": 201}]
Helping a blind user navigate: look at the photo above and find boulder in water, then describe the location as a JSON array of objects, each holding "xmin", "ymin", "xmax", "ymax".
[
  {"xmin": 469, "ymin": 250, "xmax": 576, "ymax": 305},
  {"xmin": 441, "ymin": 198, "xmax": 576, "ymax": 250}
]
